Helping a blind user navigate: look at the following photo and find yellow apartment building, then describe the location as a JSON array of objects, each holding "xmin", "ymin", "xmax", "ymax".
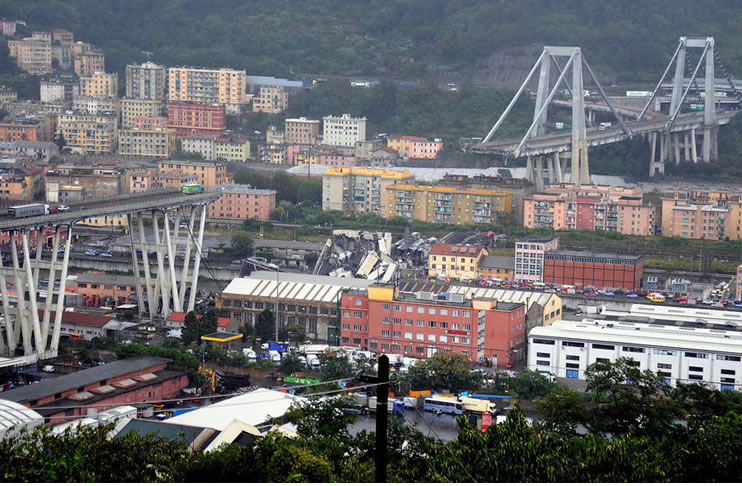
[
  {"xmin": 158, "ymin": 159, "xmax": 228, "ymax": 189},
  {"xmin": 121, "ymin": 98, "xmax": 164, "ymax": 127},
  {"xmin": 79, "ymin": 72, "xmax": 118, "ymax": 99},
  {"xmin": 322, "ymin": 167, "xmax": 415, "ymax": 213},
  {"xmin": 167, "ymin": 67, "xmax": 247, "ymax": 105}
]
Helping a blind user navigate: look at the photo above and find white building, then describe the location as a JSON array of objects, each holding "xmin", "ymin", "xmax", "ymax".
[
  {"xmin": 528, "ymin": 317, "xmax": 742, "ymax": 391},
  {"xmin": 322, "ymin": 113, "xmax": 367, "ymax": 147},
  {"xmin": 179, "ymin": 134, "xmax": 216, "ymax": 160},
  {"xmin": 514, "ymin": 238, "xmax": 559, "ymax": 282}
]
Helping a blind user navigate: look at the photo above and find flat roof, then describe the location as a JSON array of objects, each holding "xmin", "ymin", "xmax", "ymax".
[
  {"xmin": 0, "ymin": 357, "xmax": 169, "ymax": 404},
  {"xmin": 165, "ymin": 388, "xmax": 303, "ymax": 431},
  {"xmin": 202, "ymin": 332, "xmax": 243, "ymax": 342},
  {"xmin": 479, "ymin": 255, "xmax": 515, "ymax": 270},
  {"xmin": 221, "ymin": 271, "xmax": 372, "ymax": 304},
  {"xmin": 545, "ymin": 249, "xmax": 642, "ymax": 261},
  {"xmin": 253, "ymin": 238, "xmax": 324, "ymax": 252},
  {"xmin": 76, "ymin": 272, "xmax": 137, "ymax": 286},
  {"xmin": 530, "ymin": 319, "xmax": 742, "ymax": 355}
]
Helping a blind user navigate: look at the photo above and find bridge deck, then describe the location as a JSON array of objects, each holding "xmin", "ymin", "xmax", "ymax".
[{"xmin": 0, "ymin": 191, "xmax": 218, "ymax": 231}]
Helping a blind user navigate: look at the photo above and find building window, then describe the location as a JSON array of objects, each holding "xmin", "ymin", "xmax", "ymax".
[
  {"xmin": 405, "ymin": 319, "xmax": 413, "ymax": 326},
  {"xmin": 623, "ymin": 346, "xmax": 645, "ymax": 353},
  {"xmin": 685, "ymin": 352, "xmax": 708, "ymax": 359},
  {"xmin": 533, "ymin": 338, "xmax": 555, "ymax": 345},
  {"xmin": 717, "ymin": 355, "xmax": 741, "ymax": 362},
  {"xmin": 566, "ymin": 355, "xmax": 580, "ymax": 361},
  {"xmin": 536, "ymin": 352, "xmax": 550, "ymax": 358},
  {"xmin": 657, "ymin": 363, "xmax": 672, "ymax": 370},
  {"xmin": 428, "ymin": 321, "xmax": 436, "ymax": 328},
  {"xmin": 416, "ymin": 333, "xmax": 424, "ymax": 341},
  {"xmin": 563, "ymin": 341, "xmax": 585, "ymax": 348},
  {"xmin": 592, "ymin": 343, "xmax": 615, "ymax": 350}
]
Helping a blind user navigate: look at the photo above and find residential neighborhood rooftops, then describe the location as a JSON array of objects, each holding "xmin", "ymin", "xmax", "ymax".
[{"xmin": 429, "ymin": 243, "xmax": 486, "ymax": 257}]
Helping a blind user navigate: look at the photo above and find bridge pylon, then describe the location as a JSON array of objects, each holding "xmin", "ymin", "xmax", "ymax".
[
  {"xmin": 481, "ymin": 46, "xmax": 629, "ymax": 187},
  {"xmin": 640, "ymin": 37, "xmax": 722, "ymax": 175}
]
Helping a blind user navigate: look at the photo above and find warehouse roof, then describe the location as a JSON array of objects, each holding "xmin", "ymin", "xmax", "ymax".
[
  {"xmin": 479, "ymin": 255, "xmax": 515, "ymax": 270},
  {"xmin": 0, "ymin": 399, "xmax": 43, "ymax": 439},
  {"xmin": 0, "ymin": 357, "xmax": 169, "ymax": 404},
  {"xmin": 76, "ymin": 272, "xmax": 136, "ymax": 287},
  {"xmin": 447, "ymin": 286, "xmax": 559, "ymax": 311},
  {"xmin": 165, "ymin": 388, "xmax": 303, "ymax": 431},
  {"xmin": 529, "ymin": 319, "xmax": 742, "ymax": 355},
  {"xmin": 221, "ymin": 271, "xmax": 372, "ymax": 304}
]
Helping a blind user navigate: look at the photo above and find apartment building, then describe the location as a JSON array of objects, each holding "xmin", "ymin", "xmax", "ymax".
[
  {"xmin": 384, "ymin": 184, "xmax": 513, "ymax": 226},
  {"xmin": 217, "ymin": 272, "xmax": 373, "ymax": 342},
  {"xmin": 438, "ymin": 174, "xmax": 535, "ymax": 224},
  {"xmin": 355, "ymin": 139, "xmax": 383, "ymax": 160},
  {"xmin": 79, "ymin": 72, "xmax": 118, "ymax": 99},
  {"xmin": 72, "ymin": 96, "xmax": 120, "ymax": 116},
  {"xmin": 524, "ymin": 184, "xmax": 656, "ymax": 236},
  {"xmin": 8, "ymin": 32, "xmax": 52, "ymax": 74},
  {"xmin": 0, "ymin": 87, "xmax": 17, "ymax": 110},
  {"xmin": 660, "ymin": 190, "xmax": 741, "ymax": 240},
  {"xmin": 252, "ymin": 86, "xmax": 288, "ymax": 114},
  {"xmin": 167, "ymin": 102, "xmax": 226, "ymax": 137},
  {"xmin": 132, "ymin": 116, "xmax": 168, "ymax": 130},
  {"xmin": 427, "ymin": 243, "xmax": 489, "ymax": 281},
  {"xmin": 387, "ymin": 135, "xmax": 425, "ymax": 156},
  {"xmin": 543, "ymin": 250, "xmax": 643, "ymax": 291},
  {"xmin": 45, "ymin": 165, "xmax": 127, "ymax": 198},
  {"xmin": 0, "ymin": 166, "xmax": 43, "ymax": 201},
  {"xmin": 167, "ymin": 67, "xmax": 247, "ymax": 105},
  {"xmin": 1, "ymin": 20, "xmax": 16, "ymax": 37},
  {"xmin": 514, "ymin": 238, "xmax": 559, "ymax": 282},
  {"xmin": 179, "ymin": 134, "xmax": 216, "ymax": 160},
  {"xmin": 118, "ymin": 127, "xmax": 176, "ymax": 158},
  {"xmin": 56, "ymin": 113, "xmax": 117, "ymax": 154},
  {"xmin": 157, "ymin": 160, "xmax": 228, "ymax": 189},
  {"xmin": 0, "ymin": 121, "xmax": 42, "ymax": 142},
  {"xmin": 40, "ymin": 79, "xmax": 79, "ymax": 103},
  {"xmin": 387, "ymin": 135, "xmax": 442, "ymax": 159},
  {"xmin": 73, "ymin": 51, "xmax": 105, "ymax": 77},
  {"xmin": 125, "ymin": 62, "xmax": 166, "ymax": 100},
  {"xmin": 14, "ymin": 140, "xmax": 59, "ymax": 161},
  {"xmin": 129, "ymin": 168, "xmax": 160, "ymax": 192},
  {"xmin": 340, "ymin": 284, "xmax": 526, "ymax": 365},
  {"xmin": 322, "ymin": 167, "xmax": 414, "ymax": 213},
  {"xmin": 158, "ymin": 169, "xmax": 198, "ymax": 190},
  {"xmin": 285, "ymin": 117, "xmax": 320, "ymax": 145},
  {"xmin": 207, "ymin": 184, "xmax": 276, "ymax": 221},
  {"xmin": 259, "ymin": 143, "xmax": 287, "ymax": 165},
  {"xmin": 215, "ymin": 138, "xmax": 250, "ymax": 162},
  {"xmin": 121, "ymin": 98, "xmax": 163, "ymax": 127},
  {"xmin": 322, "ymin": 114, "xmax": 366, "ymax": 147}
]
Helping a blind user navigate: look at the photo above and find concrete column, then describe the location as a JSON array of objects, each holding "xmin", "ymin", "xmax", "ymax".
[
  {"xmin": 138, "ymin": 213, "xmax": 156, "ymax": 320},
  {"xmin": 0, "ymin": 250, "xmax": 9, "ymax": 351},
  {"xmin": 50, "ymin": 224, "xmax": 73, "ymax": 353},
  {"xmin": 179, "ymin": 209, "xmax": 196, "ymax": 306},
  {"xmin": 669, "ymin": 41, "xmax": 687, "ymax": 115},
  {"xmin": 691, "ymin": 127, "xmax": 698, "ymax": 163},
  {"xmin": 41, "ymin": 226, "xmax": 60, "ymax": 344},
  {"xmin": 533, "ymin": 54, "xmax": 551, "ymax": 137},
  {"xmin": 10, "ymin": 233, "xmax": 32, "ymax": 353},
  {"xmin": 579, "ymin": 141, "xmax": 590, "ymax": 185},
  {"xmin": 526, "ymin": 156, "xmax": 535, "ymax": 183},
  {"xmin": 163, "ymin": 211, "xmax": 181, "ymax": 313},
  {"xmin": 32, "ymin": 230, "xmax": 43, "ymax": 287},
  {"xmin": 546, "ymin": 157, "xmax": 556, "ymax": 184},
  {"xmin": 684, "ymin": 132, "xmax": 690, "ymax": 161},
  {"xmin": 674, "ymin": 133, "xmax": 681, "ymax": 164},
  {"xmin": 571, "ymin": 49, "xmax": 587, "ymax": 186},
  {"xmin": 534, "ymin": 157, "xmax": 544, "ymax": 191},
  {"xmin": 152, "ymin": 211, "xmax": 170, "ymax": 318},
  {"xmin": 128, "ymin": 214, "xmax": 146, "ymax": 315},
  {"xmin": 703, "ymin": 37, "xmax": 717, "ymax": 161},
  {"xmin": 21, "ymin": 231, "xmax": 43, "ymax": 352},
  {"xmin": 187, "ymin": 205, "xmax": 207, "ymax": 312},
  {"xmin": 554, "ymin": 153, "xmax": 564, "ymax": 183}
]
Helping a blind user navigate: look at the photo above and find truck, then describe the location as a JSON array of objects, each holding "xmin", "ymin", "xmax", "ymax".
[
  {"xmin": 267, "ymin": 341, "xmax": 287, "ymax": 353},
  {"xmin": 181, "ymin": 184, "xmax": 204, "ymax": 194},
  {"xmin": 8, "ymin": 203, "xmax": 49, "ymax": 218},
  {"xmin": 598, "ymin": 122, "xmax": 612, "ymax": 131}
]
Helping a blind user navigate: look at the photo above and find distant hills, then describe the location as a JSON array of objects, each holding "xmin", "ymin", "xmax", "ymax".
[{"xmin": 2, "ymin": 0, "xmax": 741, "ymax": 83}]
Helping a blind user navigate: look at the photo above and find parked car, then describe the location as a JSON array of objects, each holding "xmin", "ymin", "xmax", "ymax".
[
  {"xmin": 603, "ymin": 292, "xmax": 615, "ymax": 297},
  {"xmin": 85, "ymin": 250, "xmax": 97, "ymax": 257},
  {"xmin": 627, "ymin": 293, "xmax": 639, "ymax": 299},
  {"xmin": 100, "ymin": 252, "xmax": 113, "ymax": 258},
  {"xmin": 57, "ymin": 205, "xmax": 70, "ymax": 212}
]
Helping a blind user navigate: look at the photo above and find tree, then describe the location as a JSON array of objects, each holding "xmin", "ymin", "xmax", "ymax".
[
  {"xmin": 230, "ymin": 232, "xmax": 254, "ymax": 258},
  {"xmin": 281, "ymin": 395, "xmax": 358, "ymax": 440},
  {"xmin": 181, "ymin": 311, "xmax": 201, "ymax": 345},
  {"xmin": 255, "ymin": 309, "xmax": 275, "ymax": 342},
  {"xmin": 238, "ymin": 322, "xmax": 254, "ymax": 343},
  {"xmin": 508, "ymin": 368, "xmax": 562, "ymax": 400},
  {"xmin": 279, "ymin": 351, "xmax": 306, "ymax": 375},
  {"xmin": 405, "ymin": 352, "xmax": 480, "ymax": 394},
  {"xmin": 54, "ymin": 132, "xmax": 66, "ymax": 151},
  {"xmin": 318, "ymin": 351, "xmax": 355, "ymax": 381}
]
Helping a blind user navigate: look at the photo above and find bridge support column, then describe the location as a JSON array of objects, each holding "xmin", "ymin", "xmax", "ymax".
[
  {"xmin": 41, "ymin": 226, "xmax": 61, "ymax": 345},
  {"xmin": 673, "ymin": 133, "xmax": 681, "ymax": 164},
  {"xmin": 534, "ymin": 158, "xmax": 545, "ymax": 191},
  {"xmin": 649, "ymin": 132, "xmax": 665, "ymax": 176},
  {"xmin": 21, "ymin": 231, "xmax": 43, "ymax": 352},
  {"xmin": 152, "ymin": 211, "xmax": 170, "ymax": 318},
  {"xmin": 691, "ymin": 128, "xmax": 698, "ymax": 163},
  {"xmin": 0, "ymin": 245, "xmax": 11, "ymax": 354},
  {"xmin": 187, "ymin": 205, "xmax": 208, "ymax": 312},
  {"xmin": 10, "ymin": 233, "xmax": 32, "ymax": 354},
  {"xmin": 684, "ymin": 132, "xmax": 690, "ymax": 161},
  {"xmin": 178, "ymin": 208, "xmax": 196, "ymax": 308},
  {"xmin": 128, "ymin": 215, "xmax": 146, "ymax": 316},
  {"xmin": 50, "ymin": 224, "xmax": 73, "ymax": 354},
  {"xmin": 137, "ymin": 213, "xmax": 156, "ymax": 321}
]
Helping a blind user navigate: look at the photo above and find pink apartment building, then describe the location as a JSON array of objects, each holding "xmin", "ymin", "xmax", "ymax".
[
  {"xmin": 130, "ymin": 168, "xmax": 159, "ymax": 192},
  {"xmin": 663, "ymin": 203, "xmax": 727, "ymax": 240},
  {"xmin": 208, "ymin": 183, "xmax": 277, "ymax": 221},
  {"xmin": 523, "ymin": 184, "xmax": 655, "ymax": 236},
  {"xmin": 409, "ymin": 138, "xmax": 443, "ymax": 159}
]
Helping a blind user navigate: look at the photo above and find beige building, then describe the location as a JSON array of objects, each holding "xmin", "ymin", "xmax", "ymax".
[
  {"xmin": 0, "ymin": 87, "xmax": 18, "ymax": 110},
  {"xmin": 72, "ymin": 96, "xmax": 120, "ymax": 116},
  {"xmin": 385, "ymin": 184, "xmax": 513, "ymax": 225},
  {"xmin": 79, "ymin": 72, "xmax": 118, "ymax": 99},
  {"xmin": 322, "ymin": 167, "xmax": 414, "ymax": 213},
  {"xmin": 56, "ymin": 113, "xmax": 118, "ymax": 154},
  {"xmin": 158, "ymin": 160, "xmax": 228, "ymax": 189},
  {"xmin": 121, "ymin": 98, "xmax": 163, "ymax": 127},
  {"xmin": 285, "ymin": 117, "xmax": 320, "ymax": 145},
  {"xmin": 252, "ymin": 86, "xmax": 288, "ymax": 114},
  {"xmin": 215, "ymin": 138, "xmax": 250, "ymax": 162},
  {"xmin": 74, "ymin": 51, "xmax": 105, "ymax": 76},
  {"xmin": 118, "ymin": 127, "xmax": 177, "ymax": 158},
  {"xmin": 8, "ymin": 32, "xmax": 52, "ymax": 74},
  {"xmin": 322, "ymin": 114, "xmax": 367, "ymax": 147},
  {"xmin": 167, "ymin": 67, "xmax": 247, "ymax": 105},
  {"xmin": 427, "ymin": 243, "xmax": 489, "ymax": 281}
]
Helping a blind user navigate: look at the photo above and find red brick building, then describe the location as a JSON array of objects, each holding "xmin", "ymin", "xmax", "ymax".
[
  {"xmin": 167, "ymin": 102, "xmax": 226, "ymax": 137},
  {"xmin": 543, "ymin": 250, "xmax": 643, "ymax": 291},
  {"xmin": 340, "ymin": 284, "xmax": 526, "ymax": 366}
]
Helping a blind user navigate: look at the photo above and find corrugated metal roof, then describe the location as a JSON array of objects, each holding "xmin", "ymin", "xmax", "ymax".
[
  {"xmin": 221, "ymin": 272, "xmax": 372, "ymax": 304},
  {"xmin": 447, "ymin": 285, "xmax": 555, "ymax": 310}
]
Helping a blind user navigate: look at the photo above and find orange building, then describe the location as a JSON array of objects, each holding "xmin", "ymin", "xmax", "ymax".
[
  {"xmin": 208, "ymin": 184, "xmax": 276, "ymax": 221},
  {"xmin": 73, "ymin": 272, "xmax": 137, "ymax": 307},
  {"xmin": 0, "ymin": 121, "xmax": 40, "ymax": 142}
]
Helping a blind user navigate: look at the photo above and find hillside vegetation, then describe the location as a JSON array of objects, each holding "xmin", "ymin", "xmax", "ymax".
[{"xmin": 2, "ymin": 0, "xmax": 742, "ymax": 80}]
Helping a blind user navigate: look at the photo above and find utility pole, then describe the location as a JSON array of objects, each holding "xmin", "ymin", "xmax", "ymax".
[{"xmin": 359, "ymin": 355, "xmax": 390, "ymax": 483}]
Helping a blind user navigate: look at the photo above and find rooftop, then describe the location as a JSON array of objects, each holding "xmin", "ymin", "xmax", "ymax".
[
  {"xmin": 202, "ymin": 332, "xmax": 243, "ymax": 342},
  {"xmin": 322, "ymin": 167, "xmax": 414, "ymax": 179},
  {"xmin": 388, "ymin": 134, "xmax": 428, "ymax": 142},
  {"xmin": 545, "ymin": 249, "xmax": 642, "ymax": 261},
  {"xmin": 390, "ymin": 184, "xmax": 511, "ymax": 196},
  {"xmin": 0, "ymin": 399, "xmax": 43, "ymax": 439},
  {"xmin": 76, "ymin": 272, "xmax": 136, "ymax": 287},
  {"xmin": 215, "ymin": 184, "xmax": 276, "ymax": 196},
  {"xmin": 479, "ymin": 255, "xmax": 515, "ymax": 270},
  {"xmin": 36, "ymin": 310, "xmax": 116, "ymax": 329},
  {"xmin": 429, "ymin": 243, "xmax": 485, "ymax": 257},
  {"xmin": 221, "ymin": 271, "xmax": 372, "ymax": 303},
  {"xmin": 0, "ymin": 357, "xmax": 170, "ymax": 404}
]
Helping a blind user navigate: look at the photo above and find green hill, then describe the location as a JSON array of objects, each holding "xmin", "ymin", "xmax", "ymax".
[{"xmin": 2, "ymin": 0, "xmax": 742, "ymax": 81}]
